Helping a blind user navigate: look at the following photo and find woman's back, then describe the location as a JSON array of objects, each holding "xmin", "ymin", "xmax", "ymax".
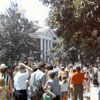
[{"xmin": 0, "ymin": 86, "xmax": 8, "ymax": 100}]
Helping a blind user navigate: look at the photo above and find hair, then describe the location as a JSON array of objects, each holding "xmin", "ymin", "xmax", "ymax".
[
  {"xmin": 19, "ymin": 66, "xmax": 25, "ymax": 71},
  {"xmin": 37, "ymin": 62, "xmax": 45, "ymax": 69},
  {"xmin": 0, "ymin": 77, "xmax": 5, "ymax": 87},
  {"xmin": 46, "ymin": 64, "xmax": 53, "ymax": 70},
  {"xmin": 62, "ymin": 75, "xmax": 67, "ymax": 83},
  {"xmin": 24, "ymin": 61, "xmax": 28, "ymax": 65},
  {"xmin": 58, "ymin": 76, "xmax": 62, "ymax": 81},
  {"xmin": 76, "ymin": 66, "xmax": 81, "ymax": 71},
  {"xmin": 48, "ymin": 71, "xmax": 56, "ymax": 79},
  {"xmin": 0, "ymin": 66, "xmax": 8, "ymax": 74}
]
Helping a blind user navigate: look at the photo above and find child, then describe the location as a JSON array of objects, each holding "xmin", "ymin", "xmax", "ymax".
[
  {"xmin": 59, "ymin": 75, "xmax": 69, "ymax": 100},
  {"xmin": 0, "ymin": 77, "xmax": 10, "ymax": 100},
  {"xmin": 42, "ymin": 85, "xmax": 56, "ymax": 100}
]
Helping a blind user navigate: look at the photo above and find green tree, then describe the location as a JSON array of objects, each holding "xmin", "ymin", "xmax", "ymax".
[
  {"xmin": 0, "ymin": 2, "xmax": 38, "ymax": 64},
  {"xmin": 40, "ymin": 0, "xmax": 100, "ymax": 63}
]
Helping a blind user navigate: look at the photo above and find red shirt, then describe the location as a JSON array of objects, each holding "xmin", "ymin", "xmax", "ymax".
[{"xmin": 71, "ymin": 71, "xmax": 84, "ymax": 85}]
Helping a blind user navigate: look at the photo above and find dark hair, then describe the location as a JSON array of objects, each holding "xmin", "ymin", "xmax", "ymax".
[
  {"xmin": 62, "ymin": 75, "xmax": 67, "ymax": 83},
  {"xmin": 38, "ymin": 62, "xmax": 45, "ymax": 69},
  {"xmin": 0, "ymin": 66, "xmax": 8, "ymax": 74},
  {"xmin": 46, "ymin": 64, "xmax": 53, "ymax": 70},
  {"xmin": 76, "ymin": 66, "xmax": 81, "ymax": 71},
  {"xmin": 24, "ymin": 61, "xmax": 28, "ymax": 65}
]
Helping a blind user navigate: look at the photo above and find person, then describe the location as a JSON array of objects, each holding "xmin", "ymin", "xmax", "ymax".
[
  {"xmin": 59, "ymin": 75, "xmax": 69, "ymax": 100},
  {"xmin": 14, "ymin": 63, "xmax": 33, "ymax": 100},
  {"xmin": 71, "ymin": 65, "xmax": 84, "ymax": 100},
  {"xmin": 0, "ymin": 77, "xmax": 10, "ymax": 100},
  {"xmin": 98, "ymin": 68, "xmax": 100, "ymax": 86},
  {"xmin": 84, "ymin": 72, "xmax": 91, "ymax": 92},
  {"xmin": 30, "ymin": 62, "xmax": 46, "ymax": 100},
  {"xmin": 0, "ymin": 64, "xmax": 13, "ymax": 99},
  {"xmin": 58, "ymin": 66, "xmax": 66, "ymax": 77},
  {"xmin": 42, "ymin": 85, "xmax": 56, "ymax": 100},
  {"xmin": 47, "ymin": 70, "xmax": 60, "ymax": 100},
  {"xmin": 69, "ymin": 68, "xmax": 76, "ymax": 100}
]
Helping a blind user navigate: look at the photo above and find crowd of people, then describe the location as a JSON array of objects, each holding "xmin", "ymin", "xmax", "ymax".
[{"xmin": 0, "ymin": 61, "xmax": 100, "ymax": 100}]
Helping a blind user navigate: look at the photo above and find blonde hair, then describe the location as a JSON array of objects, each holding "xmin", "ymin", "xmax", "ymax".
[{"xmin": 0, "ymin": 77, "xmax": 5, "ymax": 87}]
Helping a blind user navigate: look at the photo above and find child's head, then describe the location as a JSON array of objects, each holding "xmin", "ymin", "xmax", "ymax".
[
  {"xmin": 48, "ymin": 70, "xmax": 56, "ymax": 79},
  {"xmin": 0, "ymin": 77, "xmax": 5, "ymax": 87},
  {"xmin": 62, "ymin": 75, "xmax": 67, "ymax": 83},
  {"xmin": 62, "ymin": 75, "xmax": 66, "ymax": 80}
]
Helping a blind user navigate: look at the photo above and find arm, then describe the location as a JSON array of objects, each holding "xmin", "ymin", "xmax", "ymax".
[
  {"xmin": 9, "ymin": 77, "xmax": 13, "ymax": 99},
  {"xmin": 19, "ymin": 63, "xmax": 33, "ymax": 72},
  {"xmin": 47, "ymin": 90, "xmax": 56, "ymax": 98}
]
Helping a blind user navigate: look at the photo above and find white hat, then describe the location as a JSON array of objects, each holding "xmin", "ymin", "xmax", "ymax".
[{"xmin": 0, "ymin": 64, "xmax": 6, "ymax": 67}]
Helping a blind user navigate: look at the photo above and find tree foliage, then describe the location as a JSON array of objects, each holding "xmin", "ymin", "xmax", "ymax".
[
  {"xmin": 40, "ymin": 0, "xmax": 100, "ymax": 63},
  {"xmin": 0, "ymin": 2, "xmax": 38, "ymax": 64}
]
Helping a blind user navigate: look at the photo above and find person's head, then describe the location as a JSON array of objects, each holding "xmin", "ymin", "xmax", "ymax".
[
  {"xmin": 0, "ymin": 65, "xmax": 8, "ymax": 74},
  {"xmin": 24, "ymin": 61, "xmax": 28, "ymax": 66},
  {"xmin": 14, "ymin": 67, "xmax": 18, "ymax": 72},
  {"xmin": 48, "ymin": 70, "xmax": 56, "ymax": 79},
  {"xmin": 61, "ymin": 66, "xmax": 65, "ymax": 71},
  {"xmin": 62, "ymin": 75, "xmax": 67, "ymax": 83},
  {"xmin": 46, "ymin": 64, "xmax": 53, "ymax": 71},
  {"xmin": 37, "ymin": 62, "xmax": 45, "ymax": 72},
  {"xmin": 58, "ymin": 76, "xmax": 62, "ymax": 81},
  {"xmin": 0, "ymin": 77, "xmax": 5, "ymax": 87},
  {"xmin": 53, "ymin": 64, "xmax": 56, "ymax": 68},
  {"xmin": 18, "ymin": 65, "xmax": 26, "ymax": 73},
  {"xmin": 73, "ymin": 69, "xmax": 76, "ymax": 73},
  {"xmin": 76, "ymin": 66, "xmax": 81, "ymax": 72}
]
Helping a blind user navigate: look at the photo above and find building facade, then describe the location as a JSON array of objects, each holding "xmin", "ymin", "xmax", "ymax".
[{"xmin": 29, "ymin": 26, "xmax": 58, "ymax": 62}]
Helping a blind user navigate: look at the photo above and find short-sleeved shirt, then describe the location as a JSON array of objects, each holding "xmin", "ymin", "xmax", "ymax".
[
  {"xmin": 30, "ymin": 69, "xmax": 46, "ymax": 96},
  {"xmin": 14, "ymin": 70, "xmax": 29, "ymax": 90},
  {"xmin": 48, "ymin": 79, "xmax": 59, "ymax": 96},
  {"xmin": 71, "ymin": 71, "xmax": 84, "ymax": 85},
  {"xmin": 59, "ymin": 81, "xmax": 69, "ymax": 92}
]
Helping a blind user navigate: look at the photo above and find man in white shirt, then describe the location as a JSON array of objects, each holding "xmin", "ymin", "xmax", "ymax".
[{"xmin": 14, "ymin": 63, "xmax": 33, "ymax": 100}]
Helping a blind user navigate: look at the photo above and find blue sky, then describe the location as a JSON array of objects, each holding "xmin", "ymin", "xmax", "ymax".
[{"xmin": 0, "ymin": 0, "xmax": 50, "ymax": 26}]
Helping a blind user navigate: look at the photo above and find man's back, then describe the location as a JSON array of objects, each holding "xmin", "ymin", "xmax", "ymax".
[
  {"xmin": 30, "ymin": 69, "xmax": 46, "ymax": 96},
  {"xmin": 71, "ymin": 72, "xmax": 84, "ymax": 85}
]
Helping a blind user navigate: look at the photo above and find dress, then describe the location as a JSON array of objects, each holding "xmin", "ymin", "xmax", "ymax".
[
  {"xmin": 59, "ymin": 81, "xmax": 69, "ymax": 100},
  {"xmin": 0, "ymin": 86, "xmax": 8, "ymax": 100}
]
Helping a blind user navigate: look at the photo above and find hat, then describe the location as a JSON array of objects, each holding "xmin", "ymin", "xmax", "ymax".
[
  {"xmin": 61, "ymin": 66, "xmax": 64, "ymax": 69},
  {"xmin": 0, "ymin": 64, "xmax": 7, "ymax": 67}
]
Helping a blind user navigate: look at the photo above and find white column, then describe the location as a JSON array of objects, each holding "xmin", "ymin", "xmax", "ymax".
[
  {"xmin": 47, "ymin": 40, "xmax": 49, "ymax": 62},
  {"xmin": 40, "ymin": 39, "xmax": 43, "ymax": 61},
  {"xmin": 51, "ymin": 41, "xmax": 53, "ymax": 48},
  {"xmin": 44, "ymin": 39, "xmax": 46, "ymax": 61},
  {"xmin": 48, "ymin": 40, "xmax": 49, "ymax": 51}
]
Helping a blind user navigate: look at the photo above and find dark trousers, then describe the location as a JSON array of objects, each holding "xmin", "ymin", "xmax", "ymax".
[
  {"xmin": 73, "ymin": 84, "xmax": 83, "ymax": 100},
  {"xmin": 53, "ymin": 95, "xmax": 60, "ymax": 100},
  {"xmin": 15, "ymin": 90, "xmax": 27, "ymax": 100}
]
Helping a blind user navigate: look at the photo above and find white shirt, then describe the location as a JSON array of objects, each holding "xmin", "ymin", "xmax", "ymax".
[
  {"xmin": 98, "ymin": 72, "xmax": 100, "ymax": 84},
  {"xmin": 14, "ymin": 70, "xmax": 29, "ymax": 90},
  {"xmin": 59, "ymin": 81, "xmax": 69, "ymax": 92}
]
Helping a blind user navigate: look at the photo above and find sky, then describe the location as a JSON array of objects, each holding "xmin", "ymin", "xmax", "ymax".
[{"xmin": 0, "ymin": 0, "xmax": 50, "ymax": 26}]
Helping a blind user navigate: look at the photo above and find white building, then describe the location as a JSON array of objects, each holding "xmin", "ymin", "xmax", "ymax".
[{"xmin": 29, "ymin": 26, "xmax": 58, "ymax": 62}]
